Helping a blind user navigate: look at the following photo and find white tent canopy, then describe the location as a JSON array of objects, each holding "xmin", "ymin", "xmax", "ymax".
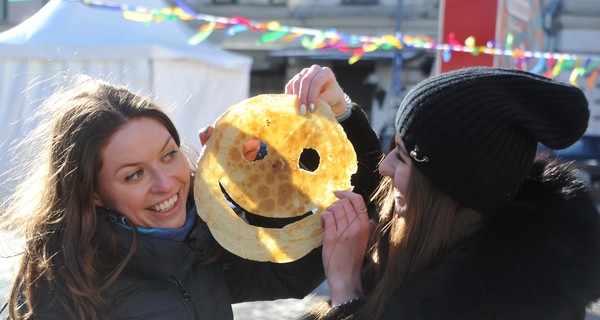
[{"xmin": 0, "ymin": 0, "xmax": 252, "ymax": 198}]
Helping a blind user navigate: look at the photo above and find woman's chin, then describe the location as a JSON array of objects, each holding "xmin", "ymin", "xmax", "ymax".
[
  {"xmin": 394, "ymin": 196, "xmax": 405, "ymax": 209},
  {"xmin": 393, "ymin": 199, "xmax": 406, "ymax": 217}
]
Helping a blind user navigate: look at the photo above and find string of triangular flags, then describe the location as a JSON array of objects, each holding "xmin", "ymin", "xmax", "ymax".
[{"xmin": 72, "ymin": 0, "xmax": 599, "ymax": 90}]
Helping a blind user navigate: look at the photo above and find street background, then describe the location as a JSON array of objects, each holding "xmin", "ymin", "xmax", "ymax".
[{"xmin": 1, "ymin": 0, "xmax": 599, "ymax": 319}]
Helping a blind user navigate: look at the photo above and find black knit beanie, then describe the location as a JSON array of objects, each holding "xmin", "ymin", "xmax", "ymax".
[{"xmin": 395, "ymin": 67, "xmax": 589, "ymax": 215}]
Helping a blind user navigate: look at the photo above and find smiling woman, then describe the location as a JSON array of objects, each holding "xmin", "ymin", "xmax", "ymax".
[
  {"xmin": 302, "ymin": 67, "xmax": 600, "ymax": 320},
  {"xmin": 0, "ymin": 66, "xmax": 383, "ymax": 319},
  {"xmin": 95, "ymin": 117, "xmax": 191, "ymax": 230}
]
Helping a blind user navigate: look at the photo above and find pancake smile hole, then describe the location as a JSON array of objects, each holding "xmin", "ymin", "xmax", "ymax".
[
  {"xmin": 299, "ymin": 148, "xmax": 320, "ymax": 172},
  {"xmin": 218, "ymin": 182, "xmax": 314, "ymax": 229}
]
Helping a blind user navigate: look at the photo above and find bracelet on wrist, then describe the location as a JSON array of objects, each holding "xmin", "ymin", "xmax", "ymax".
[{"xmin": 335, "ymin": 93, "xmax": 353, "ymax": 122}]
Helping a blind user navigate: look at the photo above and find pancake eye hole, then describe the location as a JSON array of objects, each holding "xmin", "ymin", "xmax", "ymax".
[
  {"xmin": 243, "ymin": 140, "xmax": 268, "ymax": 162},
  {"xmin": 299, "ymin": 148, "xmax": 320, "ymax": 172}
]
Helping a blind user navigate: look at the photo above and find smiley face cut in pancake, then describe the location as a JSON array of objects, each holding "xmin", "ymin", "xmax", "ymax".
[{"xmin": 194, "ymin": 94, "xmax": 357, "ymax": 263}]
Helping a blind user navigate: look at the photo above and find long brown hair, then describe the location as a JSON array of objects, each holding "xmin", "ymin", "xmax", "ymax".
[
  {"xmin": 300, "ymin": 139, "xmax": 483, "ymax": 320},
  {"xmin": 1, "ymin": 77, "xmax": 183, "ymax": 319},
  {"xmin": 359, "ymin": 167, "xmax": 482, "ymax": 319}
]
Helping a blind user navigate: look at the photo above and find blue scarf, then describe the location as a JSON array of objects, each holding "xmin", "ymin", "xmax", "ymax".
[{"xmin": 109, "ymin": 206, "xmax": 197, "ymax": 242}]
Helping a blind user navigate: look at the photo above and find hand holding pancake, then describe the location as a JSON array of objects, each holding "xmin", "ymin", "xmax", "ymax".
[
  {"xmin": 320, "ymin": 190, "xmax": 370, "ymax": 305},
  {"xmin": 200, "ymin": 64, "xmax": 347, "ymax": 155},
  {"xmin": 285, "ymin": 64, "xmax": 348, "ymax": 116}
]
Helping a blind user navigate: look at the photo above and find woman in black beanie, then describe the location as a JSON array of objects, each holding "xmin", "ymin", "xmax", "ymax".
[{"xmin": 296, "ymin": 66, "xmax": 600, "ymax": 320}]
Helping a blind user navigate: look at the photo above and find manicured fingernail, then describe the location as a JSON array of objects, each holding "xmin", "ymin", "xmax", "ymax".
[
  {"xmin": 300, "ymin": 104, "xmax": 307, "ymax": 115},
  {"xmin": 202, "ymin": 127, "xmax": 209, "ymax": 134},
  {"xmin": 309, "ymin": 102, "xmax": 315, "ymax": 112}
]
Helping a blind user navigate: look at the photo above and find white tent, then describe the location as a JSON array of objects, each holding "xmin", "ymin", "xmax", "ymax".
[{"xmin": 0, "ymin": 0, "xmax": 252, "ymax": 195}]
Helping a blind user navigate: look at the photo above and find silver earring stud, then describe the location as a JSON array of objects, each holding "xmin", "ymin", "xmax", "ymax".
[{"xmin": 410, "ymin": 145, "xmax": 429, "ymax": 163}]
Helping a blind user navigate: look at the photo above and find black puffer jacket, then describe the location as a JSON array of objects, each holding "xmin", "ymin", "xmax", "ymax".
[
  {"xmin": 379, "ymin": 158, "xmax": 600, "ymax": 320},
  {"xmin": 103, "ymin": 211, "xmax": 325, "ymax": 319}
]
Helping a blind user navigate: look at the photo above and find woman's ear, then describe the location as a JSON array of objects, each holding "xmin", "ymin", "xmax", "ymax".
[{"xmin": 93, "ymin": 193, "xmax": 105, "ymax": 208}]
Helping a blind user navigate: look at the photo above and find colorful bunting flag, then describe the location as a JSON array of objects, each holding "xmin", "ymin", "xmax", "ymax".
[{"xmin": 12, "ymin": 0, "xmax": 600, "ymax": 90}]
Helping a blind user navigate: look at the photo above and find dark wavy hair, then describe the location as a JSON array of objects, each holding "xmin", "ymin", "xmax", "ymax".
[{"xmin": 2, "ymin": 77, "xmax": 184, "ymax": 319}]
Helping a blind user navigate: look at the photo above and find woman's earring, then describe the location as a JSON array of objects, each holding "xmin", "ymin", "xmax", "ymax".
[{"xmin": 410, "ymin": 145, "xmax": 429, "ymax": 163}]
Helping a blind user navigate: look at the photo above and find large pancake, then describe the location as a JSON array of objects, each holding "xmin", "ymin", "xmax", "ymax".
[{"xmin": 194, "ymin": 94, "xmax": 357, "ymax": 262}]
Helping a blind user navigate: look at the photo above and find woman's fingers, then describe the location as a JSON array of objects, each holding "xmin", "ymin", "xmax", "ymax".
[
  {"xmin": 242, "ymin": 140, "xmax": 261, "ymax": 161},
  {"xmin": 320, "ymin": 210, "xmax": 334, "ymax": 229},
  {"xmin": 334, "ymin": 199, "xmax": 358, "ymax": 230},
  {"xmin": 285, "ymin": 66, "xmax": 311, "ymax": 95},
  {"xmin": 321, "ymin": 192, "xmax": 370, "ymax": 247},
  {"xmin": 330, "ymin": 202, "xmax": 351, "ymax": 232},
  {"xmin": 198, "ymin": 125, "xmax": 214, "ymax": 147},
  {"xmin": 284, "ymin": 65, "xmax": 341, "ymax": 115},
  {"xmin": 287, "ymin": 66, "xmax": 319, "ymax": 114},
  {"xmin": 320, "ymin": 192, "xmax": 370, "ymax": 304},
  {"xmin": 297, "ymin": 65, "xmax": 329, "ymax": 111},
  {"xmin": 333, "ymin": 190, "xmax": 369, "ymax": 221}
]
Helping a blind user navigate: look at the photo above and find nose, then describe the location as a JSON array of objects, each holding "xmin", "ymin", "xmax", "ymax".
[
  {"xmin": 150, "ymin": 168, "xmax": 174, "ymax": 193},
  {"xmin": 378, "ymin": 154, "xmax": 393, "ymax": 177}
]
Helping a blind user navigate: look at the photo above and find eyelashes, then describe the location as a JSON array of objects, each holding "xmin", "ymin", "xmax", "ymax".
[
  {"xmin": 394, "ymin": 149, "xmax": 407, "ymax": 164},
  {"xmin": 123, "ymin": 148, "xmax": 179, "ymax": 182}
]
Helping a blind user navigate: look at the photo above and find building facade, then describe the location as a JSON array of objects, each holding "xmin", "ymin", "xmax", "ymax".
[
  {"xmin": 2, "ymin": 0, "xmax": 599, "ymax": 136},
  {"xmin": 171, "ymin": 0, "xmax": 443, "ymax": 139}
]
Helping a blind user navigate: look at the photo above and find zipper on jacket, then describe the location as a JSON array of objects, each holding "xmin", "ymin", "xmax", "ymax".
[{"xmin": 174, "ymin": 279, "xmax": 201, "ymax": 319}]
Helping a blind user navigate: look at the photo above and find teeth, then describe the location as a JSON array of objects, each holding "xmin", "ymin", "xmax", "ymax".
[{"xmin": 151, "ymin": 194, "xmax": 178, "ymax": 212}]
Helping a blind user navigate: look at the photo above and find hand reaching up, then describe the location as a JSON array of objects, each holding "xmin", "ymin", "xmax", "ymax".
[
  {"xmin": 285, "ymin": 64, "xmax": 348, "ymax": 116},
  {"xmin": 320, "ymin": 190, "xmax": 370, "ymax": 305}
]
